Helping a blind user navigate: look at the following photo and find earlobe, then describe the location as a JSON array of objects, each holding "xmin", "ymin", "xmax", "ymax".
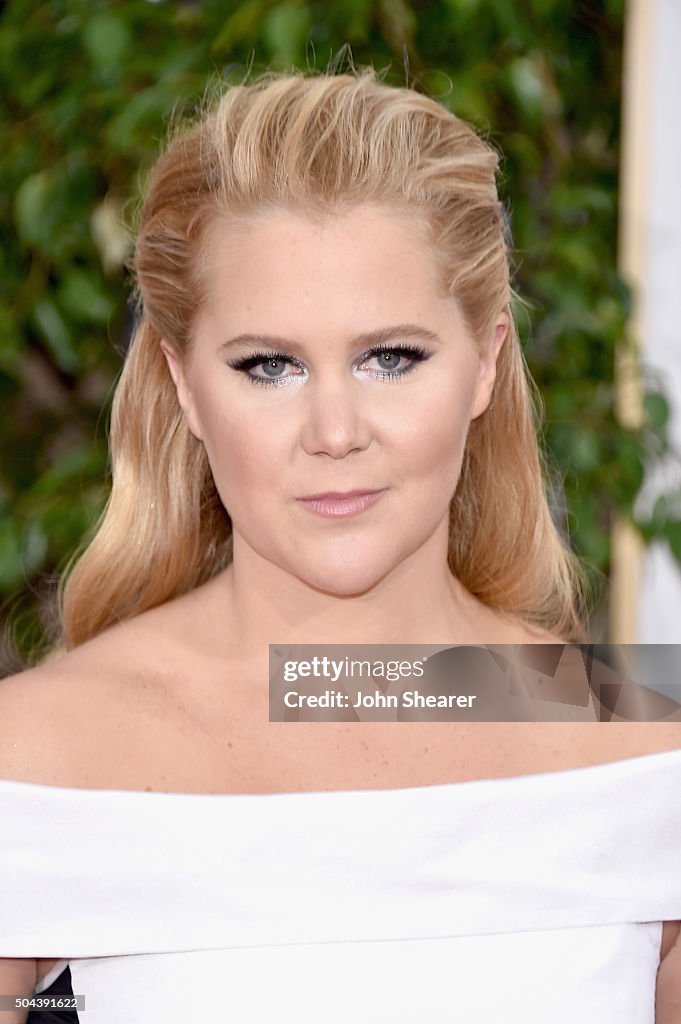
[{"xmin": 159, "ymin": 340, "xmax": 204, "ymax": 443}]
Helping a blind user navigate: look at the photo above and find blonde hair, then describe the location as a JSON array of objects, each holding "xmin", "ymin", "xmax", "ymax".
[{"xmin": 54, "ymin": 66, "xmax": 590, "ymax": 653}]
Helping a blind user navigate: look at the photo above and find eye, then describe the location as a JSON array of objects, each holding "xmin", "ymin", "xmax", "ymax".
[
  {"xmin": 227, "ymin": 342, "xmax": 430, "ymax": 388},
  {"xmin": 370, "ymin": 351, "xmax": 405, "ymax": 372},
  {"xmin": 248, "ymin": 355, "xmax": 297, "ymax": 381},
  {"xmin": 227, "ymin": 350, "xmax": 305, "ymax": 388},
  {"xmin": 360, "ymin": 344, "xmax": 429, "ymax": 380}
]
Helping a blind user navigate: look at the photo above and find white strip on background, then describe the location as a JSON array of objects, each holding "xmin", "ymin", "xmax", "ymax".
[{"xmin": 637, "ymin": 0, "xmax": 681, "ymax": 644}]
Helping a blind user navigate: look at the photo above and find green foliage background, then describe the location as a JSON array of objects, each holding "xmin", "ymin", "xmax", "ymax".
[{"xmin": 1, "ymin": 0, "xmax": 679, "ymax": 667}]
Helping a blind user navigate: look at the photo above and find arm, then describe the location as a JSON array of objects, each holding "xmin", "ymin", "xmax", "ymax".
[
  {"xmin": 0, "ymin": 958, "xmax": 37, "ymax": 1024},
  {"xmin": 657, "ymin": 922, "xmax": 681, "ymax": 1023}
]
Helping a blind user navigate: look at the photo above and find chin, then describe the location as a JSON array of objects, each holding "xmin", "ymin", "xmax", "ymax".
[{"xmin": 292, "ymin": 560, "xmax": 392, "ymax": 599}]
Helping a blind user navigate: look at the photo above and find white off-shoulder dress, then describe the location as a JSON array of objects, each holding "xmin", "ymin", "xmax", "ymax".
[{"xmin": 2, "ymin": 747, "xmax": 681, "ymax": 1023}]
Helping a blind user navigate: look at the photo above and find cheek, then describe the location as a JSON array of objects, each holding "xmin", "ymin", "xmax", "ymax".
[
  {"xmin": 395, "ymin": 387, "xmax": 473, "ymax": 482},
  {"xmin": 198, "ymin": 402, "xmax": 275, "ymax": 509}
]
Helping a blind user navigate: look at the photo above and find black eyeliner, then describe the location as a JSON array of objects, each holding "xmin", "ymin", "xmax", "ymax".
[
  {"xmin": 226, "ymin": 342, "xmax": 430, "ymax": 387},
  {"xmin": 227, "ymin": 349, "xmax": 303, "ymax": 371}
]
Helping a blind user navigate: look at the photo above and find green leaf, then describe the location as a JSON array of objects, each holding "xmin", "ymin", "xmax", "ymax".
[
  {"xmin": 263, "ymin": 3, "xmax": 312, "ymax": 63},
  {"xmin": 107, "ymin": 87, "xmax": 177, "ymax": 152},
  {"xmin": 30, "ymin": 444, "xmax": 102, "ymax": 496},
  {"xmin": 14, "ymin": 172, "xmax": 52, "ymax": 249},
  {"xmin": 570, "ymin": 429, "xmax": 601, "ymax": 472},
  {"xmin": 507, "ymin": 57, "xmax": 544, "ymax": 121},
  {"xmin": 31, "ymin": 299, "xmax": 79, "ymax": 373},
  {"xmin": 0, "ymin": 519, "xmax": 24, "ymax": 588},
  {"xmin": 82, "ymin": 12, "xmax": 131, "ymax": 71},
  {"xmin": 58, "ymin": 269, "xmax": 114, "ymax": 325},
  {"xmin": 212, "ymin": 1, "xmax": 266, "ymax": 54},
  {"xmin": 643, "ymin": 392, "xmax": 670, "ymax": 431}
]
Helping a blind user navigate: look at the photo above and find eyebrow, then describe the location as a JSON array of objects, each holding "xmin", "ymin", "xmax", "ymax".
[{"xmin": 218, "ymin": 323, "xmax": 443, "ymax": 353}]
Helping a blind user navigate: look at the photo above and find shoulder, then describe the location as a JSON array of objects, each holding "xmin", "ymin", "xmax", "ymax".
[
  {"xmin": 0, "ymin": 657, "xmax": 86, "ymax": 787},
  {"xmin": 0, "ymin": 629, "xmax": 130, "ymax": 787},
  {"xmin": 595, "ymin": 721, "xmax": 681, "ymax": 761},
  {"xmin": 0, "ymin": 612, "xmax": 190, "ymax": 789},
  {"xmin": 480, "ymin": 615, "xmax": 681, "ymax": 762}
]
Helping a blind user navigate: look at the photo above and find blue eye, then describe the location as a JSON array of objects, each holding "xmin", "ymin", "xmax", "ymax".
[
  {"xmin": 226, "ymin": 350, "xmax": 305, "ymax": 387},
  {"xmin": 251, "ymin": 354, "xmax": 297, "ymax": 383},
  {"xmin": 366, "ymin": 347, "xmax": 424, "ymax": 378},
  {"xmin": 227, "ymin": 344, "xmax": 429, "ymax": 388},
  {"xmin": 373, "ymin": 351, "xmax": 402, "ymax": 371}
]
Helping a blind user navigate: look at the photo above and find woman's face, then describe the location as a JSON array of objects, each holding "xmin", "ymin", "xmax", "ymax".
[{"xmin": 162, "ymin": 205, "xmax": 506, "ymax": 596}]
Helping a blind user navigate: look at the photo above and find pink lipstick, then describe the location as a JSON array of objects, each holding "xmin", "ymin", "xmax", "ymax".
[{"xmin": 296, "ymin": 489, "xmax": 388, "ymax": 518}]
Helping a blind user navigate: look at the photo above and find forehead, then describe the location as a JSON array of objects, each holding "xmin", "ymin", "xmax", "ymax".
[{"xmin": 199, "ymin": 205, "xmax": 447, "ymax": 320}]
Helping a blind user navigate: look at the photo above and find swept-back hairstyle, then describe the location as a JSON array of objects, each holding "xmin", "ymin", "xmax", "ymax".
[{"xmin": 55, "ymin": 66, "xmax": 590, "ymax": 652}]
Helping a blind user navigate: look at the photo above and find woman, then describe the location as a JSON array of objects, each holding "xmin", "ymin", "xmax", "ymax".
[{"xmin": 0, "ymin": 67, "xmax": 679, "ymax": 1023}]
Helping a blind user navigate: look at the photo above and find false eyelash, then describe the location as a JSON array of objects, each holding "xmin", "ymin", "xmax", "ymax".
[
  {"xmin": 228, "ymin": 348, "xmax": 303, "ymax": 371},
  {"xmin": 362, "ymin": 343, "xmax": 429, "ymax": 383},
  {"xmin": 226, "ymin": 349, "xmax": 304, "ymax": 388},
  {"xmin": 368, "ymin": 342, "xmax": 428, "ymax": 363},
  {"xmin": 227, "ymin": 342, "xmax": 430, "ymax": 388}
]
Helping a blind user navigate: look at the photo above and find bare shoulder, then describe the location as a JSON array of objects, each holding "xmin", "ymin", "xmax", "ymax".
[
  {"xmin": 0, "ymin": 606, "xmax": 193, "ymax": 789},
  {"xmin": 0, "ymin": 653, "xmax": 88, "ymax": 786},
  {"xmin": 483, "ymin": 614, "xmax": 681, "ymax": 766},
  {"xmin": 596, "ymin": 721, "xmax": 681, "ymax": 761}
]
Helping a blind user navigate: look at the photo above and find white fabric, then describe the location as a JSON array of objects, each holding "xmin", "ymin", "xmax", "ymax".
[{"xmin": 1, "ymin": 747, "xmax": 680, "ymax": 1022}]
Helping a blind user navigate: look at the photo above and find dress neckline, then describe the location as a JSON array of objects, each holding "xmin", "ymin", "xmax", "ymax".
[{"xmin": 1, "ymin": 744, "xmax": 680, "ymax": 801}]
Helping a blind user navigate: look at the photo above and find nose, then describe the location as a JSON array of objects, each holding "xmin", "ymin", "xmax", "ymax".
[{"xmin": 299, "ymin": 377, "xmax": 374, "ymax": 459}]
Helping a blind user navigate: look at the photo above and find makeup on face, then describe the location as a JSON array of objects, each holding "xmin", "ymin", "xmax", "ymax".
[
  {"xmin": 295, "ymin": 489, "xmax": 389, "ymax": 519},
  {"xmin": 165, "ymin": 206, "xmax": 499, "ymax": 599}
]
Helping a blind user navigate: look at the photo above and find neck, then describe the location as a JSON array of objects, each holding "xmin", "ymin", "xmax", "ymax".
[{"xmin": 208, "ymin": 537, "xmax": 496, "ymax": 649}]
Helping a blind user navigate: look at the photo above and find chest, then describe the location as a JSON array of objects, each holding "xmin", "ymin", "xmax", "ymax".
[{"xmin": 71, "ymin": 647, "xmax": 678, "ymax": 795}]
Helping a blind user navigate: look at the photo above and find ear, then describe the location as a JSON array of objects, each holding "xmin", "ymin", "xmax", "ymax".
[
  {"xmin": 470, "ymin": 313, "xmax": 509, "ymax": 420},
  {"xmin": 159, "ymin": 340, "xmax": 204, "ymax": 442}
]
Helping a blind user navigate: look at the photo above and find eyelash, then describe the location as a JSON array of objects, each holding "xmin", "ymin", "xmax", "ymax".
[{"xmin": 227, "ymin": 343, "xmax": 430, "ymax": 388}]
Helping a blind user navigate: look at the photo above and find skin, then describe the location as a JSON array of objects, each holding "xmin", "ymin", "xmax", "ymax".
[{"xmin": 161, "ymin": 204, "xmax": 510, "ymax": 647}]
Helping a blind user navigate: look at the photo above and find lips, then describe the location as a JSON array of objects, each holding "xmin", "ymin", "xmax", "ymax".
[
  {"xmin": 296, "ymin": 489, "xmax": 388, "ymax": 519},
  {"xmin": 297, "ymin": 489, "xmax": 384, "ymax": 500}
]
